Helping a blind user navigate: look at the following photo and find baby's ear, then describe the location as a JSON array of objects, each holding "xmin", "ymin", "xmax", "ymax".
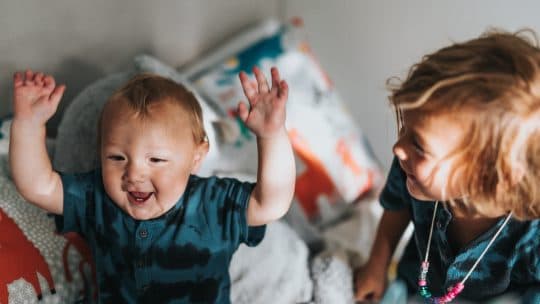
[{"xmin": 191, "ymin": 141, "xmax": 209, "ymax": 173}]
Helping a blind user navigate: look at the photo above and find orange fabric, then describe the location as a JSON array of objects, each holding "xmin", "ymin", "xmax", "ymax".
[
  {"xmin": 289, "ymin": 129, "xmax": 337, "ymax": 219},
  {"xmin": 336, "ymin": 139, "xmax": 374, "ymax": 198}
]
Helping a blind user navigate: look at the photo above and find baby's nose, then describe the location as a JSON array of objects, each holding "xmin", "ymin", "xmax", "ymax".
[{"xmin": 124, "ymin": 163, "xmax": 147, "ymax": 183}]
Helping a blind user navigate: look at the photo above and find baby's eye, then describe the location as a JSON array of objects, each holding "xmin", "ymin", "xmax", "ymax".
[
  {"xmin": 107, "ymin": 155, "xmax": 125, "ymax": 161},
  {"xmin": 150, "ymin": 157, "xmax": 167, "ymax": 163}
]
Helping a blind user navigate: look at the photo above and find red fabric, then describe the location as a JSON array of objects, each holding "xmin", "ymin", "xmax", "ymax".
[
  {"xmin": 0, "ymin": 209, "xmax": 55, "ymax": 302},
  {"xmin": 62, "ymin": 232, "xmax": 96, "ymax": 299}
]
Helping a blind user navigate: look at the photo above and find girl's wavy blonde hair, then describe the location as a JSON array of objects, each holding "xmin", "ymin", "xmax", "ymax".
[
  {"xmin": 389, "ymin": 29, "xmax": 540, "ymax": 220},
  {"xmin": 100, "ymin": 73, "xmax": 207, "ymax": 145}
]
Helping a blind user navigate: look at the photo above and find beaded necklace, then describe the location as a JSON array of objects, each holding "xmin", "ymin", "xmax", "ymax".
[{"xmin": 418, "ymin": 201, "xmax": 513, "ymax": 303}]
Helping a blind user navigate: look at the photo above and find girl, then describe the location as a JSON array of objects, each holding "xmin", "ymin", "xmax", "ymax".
[{"xmin": 355, "ymin": 30, "xmax": 540, "ymax": 303}]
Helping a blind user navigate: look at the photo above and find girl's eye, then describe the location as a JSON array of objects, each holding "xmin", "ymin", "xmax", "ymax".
[
  {"xmin": 412, "ymin": 139, "xmax": 424, "ymax": 154},
  {"xmin": 150, "ymin": 158, "xmax": 167, "ymax": 163},
  {"xmin": 108, "ymin": 155, "xmax": 125, "ymax": 161}
]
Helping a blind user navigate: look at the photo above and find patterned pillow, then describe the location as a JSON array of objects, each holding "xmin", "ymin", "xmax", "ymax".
[
  {"xmin": 182, "ymin": 19, "xmax": 382, "ymax": 230},
  {"xmin": 0, "ymin": 156, "xmax": 95, "ymax": 303}
]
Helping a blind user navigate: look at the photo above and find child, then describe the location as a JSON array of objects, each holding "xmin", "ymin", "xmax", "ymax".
[
  {"xmin": 355, "ymin": 30, "xmax": 540, "ymax": 303},
  {"xmin": 9, "ymin": 67, "xmax": 295, "ymax": 303}
]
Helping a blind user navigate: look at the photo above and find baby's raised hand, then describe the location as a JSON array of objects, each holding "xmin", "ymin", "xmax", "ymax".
[
  {"xmin": 13, "ymin": 70, "xmax": 65, "ymax": 124},
  {"xmin": 237, "ymin": 66, "xmax": 288, "ymax": 138}
]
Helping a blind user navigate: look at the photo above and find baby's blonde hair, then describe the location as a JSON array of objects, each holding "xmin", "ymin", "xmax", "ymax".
[
  {"xmin": 389, "ymin": 29, "xmax": 540, "ymax": 220},
  {"xmin": 101, "ymin": 73, "xmax": 207, "ymax": 144}
]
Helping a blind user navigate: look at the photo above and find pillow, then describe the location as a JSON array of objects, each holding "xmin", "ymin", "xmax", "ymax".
[
  {"xmin": 229, "ymin": 220, "xmax": 312, "ymax": 304},
  {"xmin": 0, "ymin": 117, "xmax": 11, "ymax": 156},
  {"xmin": 182, "ymin": 19, "xmax": 382, "ymax": 229},
  {"xmin": 0, "ymin": 156, "xmax": 95, "ymax": 303}
]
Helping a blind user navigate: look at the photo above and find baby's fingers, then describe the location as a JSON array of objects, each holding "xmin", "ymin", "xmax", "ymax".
[
  {"xmin": 34, "ymin": 72, "xmax": 45, "ymax": 86},
  {"xmin": 49, "ymin": 84, "xmax": 65, "ymax": 107},
  {"xmin": 277, "ymin": 80, "xmax": 288, "ymax": 102},
  {"xmin": 24, "ymin": 70, "xmax": 34, "ymax": 85},
  {"xmin": 13, "ymin": 72, "xmax": 24, "ymax": 88},
  {"xmin": 239, "ymin": 71, "xmax": 257, "ymax": 102},
  {"xmin": 43, "ymin": 75, "xmax": 56, "ymax": 91},
  {"xmin": 253, "ymin": 66, "xmax": 269, "ymax": 93},
  {"xmin": 237, "ymin": 101, "xmax": 249, "ymax": 123},
  {"xmin": 270, "ymin": 67, "xmax": 280, "ymax": 92}
]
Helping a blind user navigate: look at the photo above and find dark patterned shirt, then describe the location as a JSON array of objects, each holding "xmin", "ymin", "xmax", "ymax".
[
  {"xmin": 381, "ymin": 158, "xmax": 540, "ymax": 302},
  {"xmin": 55, "ymin": 170, "xmax": 265, "ymax": 304}
]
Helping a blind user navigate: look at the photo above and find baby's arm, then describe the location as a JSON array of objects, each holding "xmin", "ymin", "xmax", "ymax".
[
  {"xmin": 237, "ymin": 67, "xmax": 295, "ymax": 226},
  {"xmin": 9, "ymin": 70, "xmax": 65, "ymax": 214},
  {"xmin": 355, "ymin": 208, "xmax": 411, "ymax": 301}
]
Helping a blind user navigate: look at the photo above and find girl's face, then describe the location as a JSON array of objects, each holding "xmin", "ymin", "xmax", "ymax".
[
  {"xmin": 100, "ymin": 100, "xmax": 208, "ymax": 220},
  {"xmin": 393, "ymin": 110, "xmax": 465, "ymax": 202}
]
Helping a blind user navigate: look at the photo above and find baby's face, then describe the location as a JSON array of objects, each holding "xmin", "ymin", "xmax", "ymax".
[
  {"xmin": 100, "ymin": 100, "xmax": 207, "ymax": 220},
  {"xmin": 392, "ymin": 110, "xmax": 465, "ymax": 202}
]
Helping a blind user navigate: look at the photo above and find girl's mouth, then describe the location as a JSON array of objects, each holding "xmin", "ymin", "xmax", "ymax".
[{"xmin": 406, "ymin": 173, "xmax": 417, "ymax": 182}]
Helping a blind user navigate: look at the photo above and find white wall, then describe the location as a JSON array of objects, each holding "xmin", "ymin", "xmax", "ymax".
[
  {"xmin": 3, "ymin": 0, "xmax": 540, "ymax": 168},
  {"xmin": 0, "ymin": 0, "xmax": 281, "ymax": 135},
  {"xmin": 284, "ymin": 0, "xmax": 540, "ymax": 168}
]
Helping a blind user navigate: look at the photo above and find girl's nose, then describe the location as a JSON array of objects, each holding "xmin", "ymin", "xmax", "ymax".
[{"xmin": 393, "ymin": 141, "xmax": 408, "ymax": 161}]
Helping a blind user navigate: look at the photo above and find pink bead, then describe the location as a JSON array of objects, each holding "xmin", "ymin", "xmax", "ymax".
[
  {"xmin": 422, "ymin": 261, "xmax": 429, "ymax": 268},
  {"xmin": 418, "ymin": 280, "xmax": 427, "ymax": 286}
]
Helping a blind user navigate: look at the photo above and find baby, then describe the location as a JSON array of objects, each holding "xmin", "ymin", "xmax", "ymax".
[
  {"xmin": 355, "ymin": 30, "xmax": 540, "ymax": 303},
  {"xmin": 9, "ymin": 67, "xmax": 295, "ymax": 303}
]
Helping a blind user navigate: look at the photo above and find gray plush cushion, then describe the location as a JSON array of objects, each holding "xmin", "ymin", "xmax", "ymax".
[{"xmin": 53, "ymin": 71, "xmax": 134, "ymax": 173}]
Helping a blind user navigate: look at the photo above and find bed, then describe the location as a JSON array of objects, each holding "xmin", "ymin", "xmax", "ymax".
[{"xmin": 2, "ymin": 17, "xmax": 525, "ymax": 304}]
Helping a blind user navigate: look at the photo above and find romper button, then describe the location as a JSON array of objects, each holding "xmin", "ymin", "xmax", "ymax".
[
  {"xmin": 436, "ymin": 221, "xmax": 442, "ymax": 229},
  {"xmin": 139, "ymin": 285, "xmax": 150, "ymax": 294},
  {"xmin": 139, "ymin": 229, "xmax": 148, "ymax": 238}
]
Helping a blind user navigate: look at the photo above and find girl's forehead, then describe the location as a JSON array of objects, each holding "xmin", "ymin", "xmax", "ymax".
[{"xmin": 404, "ymin": 109, "xmax": 466, "ymax": 155}]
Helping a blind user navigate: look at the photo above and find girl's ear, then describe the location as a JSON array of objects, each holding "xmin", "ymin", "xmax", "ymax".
[{"xmin": 191, "ymin": 141, "xmax": 209, "ymax": 174}]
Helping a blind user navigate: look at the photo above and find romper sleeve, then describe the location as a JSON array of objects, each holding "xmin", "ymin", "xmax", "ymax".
[
  {"xmin": 201, "ymin": 176, "xmax": 266, "ymax": 248},
  {"xmin": 222, "ymin": 178, "xmax": 265, "ymax": 247},
  {"xmin": 54, "ymin": 170, "xmax": 97, "ymax": 236},
  {"xmin": 379, "ymin": 157, "xmax": 410, "ymax": 211},
  {"xmin": 521, "ymin": 226, "xmax": 540, "ymax": 304}
]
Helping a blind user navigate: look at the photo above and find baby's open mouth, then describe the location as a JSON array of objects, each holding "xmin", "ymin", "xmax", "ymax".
[{"xmin": 128, "ymin": 191, "xmax": 153, "ymax": 204}]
